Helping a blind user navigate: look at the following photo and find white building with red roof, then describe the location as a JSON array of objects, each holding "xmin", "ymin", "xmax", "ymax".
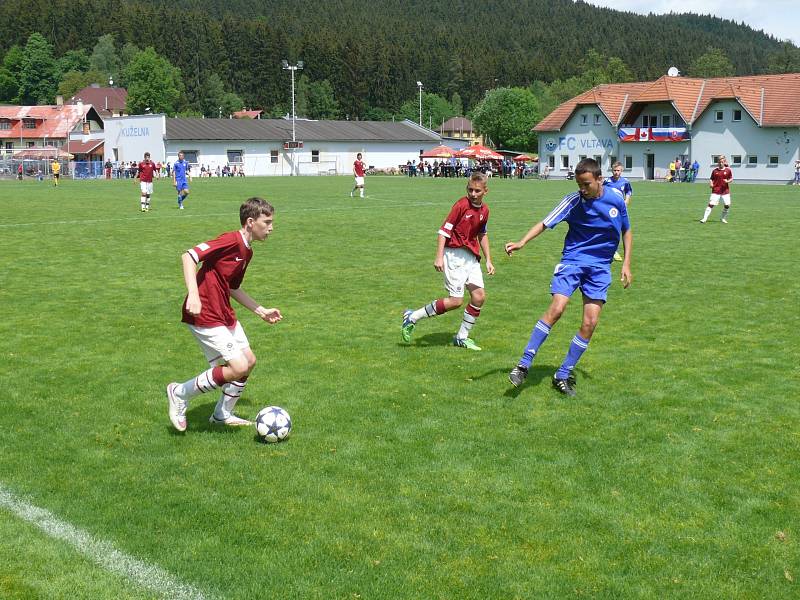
[
  {"xmin": 535, "ymin": 73, "xmax": 800, "ymax": 183},
  {"xmin": 0, "ymin": 102, "xmax": 104, "ymax": 158}
]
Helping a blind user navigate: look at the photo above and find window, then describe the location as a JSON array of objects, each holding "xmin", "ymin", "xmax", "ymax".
[
  {"xmin": 311, "ymin": 150, "xmax": 320, "ymax": 163},
  {"xmin": 4, "ymin": 142, "xmax": 12, "ymax": 149},
  {"xmin": 715, "ymin": 111, "xmax": 723, "ymax": 122},
  {"xmin": 26, "ymin": 141, "xmax": 35, "ymax": 147},
  {"xmin": 609, "ymin": 155, "xmax": 617, "ymax": 166},
  {"xmin": 593, "ymin": 114, "xmax": 601, "ymax": 125},
  {"xmin": 711, "ymin": 155, "xmax": 720, "ymax": 164},
  {"xmin": 748, "ymin": 155, "xmax": 758, "ymax": 165},
  {"xmin": 561, "ymin": 155, "xmax": 570, "ymax": 169},
  {"xmin": 768, "ymin": 155, "xmax": 779, "ymax": 166},
  {"xmin": 270, "ymin": 150, "xmax": 278, "ymax": 164},
  {"xmin": 548, "ymin": 155, "xmax": 555, "ymax": 168},
  {"xmin": 182, "ymin": 150, "xmax": 198, "ymax": 163},
  {"xmin": 731, "ymin": 155, "xmax": 742, "ymax": 166},
  {"xmin": 642, "ymin": 115, "xmax": 650, "ymax": 127},
  {"xmin": 593, "ymin": 155, "xmax": 602, "ymax": 166},
  {"xmin": 624, "ymin": 155, "xmax": 632, "ymax": 170},
  {"xmin": 0, "ymin": 119, "xmax": 10, "ymax": 130},
  {"xmin": 226, "ymin": 150, "xmax": 243, "ymax": 164},
  {"xmin": 733, "ymin": 109, "xmax": 742, "ymax": 122},
  {"xmin": 23, "ymin": 119, "xmax": 36, "ymax": 129},
  {"xmin": 578, "ymin": 155, "xmax": 587, "ymax": 161},
  {"xmin": 580, "ymin": 114, "xmax": 587, "ymax": 125},
  {"xmin": 662, "ymin": 115, "xmax": 671, "ymax": 128}
]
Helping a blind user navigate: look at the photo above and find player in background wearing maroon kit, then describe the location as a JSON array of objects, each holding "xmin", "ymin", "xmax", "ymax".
[
  {"xmin": 700, "ymin": 155, "xmax": 733, "ymax": 223},
  {"xmin": 137, "ymin": 152, "xmax": 157, "ymax": 212},
  {"xmin": 401, "ymin": 172, "xmax": 495, "ymax": 351},
  {"xmin": 166, "ymin": 197, "xmax": 283, "ymax": 431},
  {"xmin": 351, "ymin": 152, "xmax": 366, "ymax": 198}
]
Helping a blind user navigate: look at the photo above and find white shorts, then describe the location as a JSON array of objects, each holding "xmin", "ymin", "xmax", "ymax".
[
  {"xmin": 187, "ymin": 322, "xmax": 250, "ymax": 365},
  {"xmin": 140, "ymin": 181, "xmax": 153, "ymax": 195},
  {"xmin": 708, "ymin": 193, "xmax": 731, "ymax": 206},
  {"xmin": 354, "ymin": 176, "xmax": 365, "ymax": 186},
  {"xmin": 443, "ymin": 246, "xmax": 484, "ymax": 298}
]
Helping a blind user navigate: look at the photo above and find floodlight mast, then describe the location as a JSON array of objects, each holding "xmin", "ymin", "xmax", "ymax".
[
  {"xmin": 416, "ymin": 81, "xmax": 423, "ymax": 126},
  {"xmin": 283, "ymin": 60, "xmax": 304, "ymax": 175}
]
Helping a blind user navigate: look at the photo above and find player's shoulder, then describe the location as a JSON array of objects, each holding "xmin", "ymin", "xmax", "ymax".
[{"xmin": 604, "ymin": 186, "xmax": 625, "ymax": 203}]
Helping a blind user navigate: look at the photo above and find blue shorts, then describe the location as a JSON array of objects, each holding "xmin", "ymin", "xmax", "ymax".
[
  {"xmin": 550, "ymin": 263, "xmax": 611, "ymax": 302},
  {"xmin": 176, "ymin": 181, "xmax": 189, "ymax": 192}
]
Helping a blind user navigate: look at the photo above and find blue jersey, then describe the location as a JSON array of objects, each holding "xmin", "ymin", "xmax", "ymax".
[
  {"xmin": 603, "ymin": 175, "xmax": 632, "ymax": 199},
  {"xmin": 174, "ymin": 159, "xmax": 190, "ymax": 182},
  {"xmin": 542, "ymin": 187, "xmax": 630, "ymax": 265}
]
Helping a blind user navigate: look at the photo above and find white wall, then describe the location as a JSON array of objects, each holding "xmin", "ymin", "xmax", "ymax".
[
  {"xmin": 538, "ymin": 107, "xmax": 617, "ymax": 177},
  {"xmin": 103, "ymin": 114, "xmax": 166, "ymax": 163}
]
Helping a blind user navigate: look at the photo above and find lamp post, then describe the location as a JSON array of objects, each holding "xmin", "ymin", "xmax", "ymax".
[
  {"xmin": 416, "ymin": 81, "xmax": 423, "ymax": 126},
  {"xmin": 282, "ymin": 60, "xmax": 304, "ymax": 175}
]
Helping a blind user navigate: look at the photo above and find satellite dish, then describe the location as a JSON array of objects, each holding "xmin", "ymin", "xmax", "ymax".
[{"xmin": 667, "ymin": 67, "xmax": 680, "ymax": 77}]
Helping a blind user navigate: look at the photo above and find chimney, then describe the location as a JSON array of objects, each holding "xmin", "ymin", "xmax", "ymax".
[{"xmin": 56, "ymin": 95, "xmax": 63, "ymax": 106}]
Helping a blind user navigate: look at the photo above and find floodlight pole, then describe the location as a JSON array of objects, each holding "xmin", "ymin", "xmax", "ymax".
[
  {"xmin": 282, "ymin": 60, "xmax": 304, "ymax": 174},
  {"xmin": 416, "ymin": 81, "xmax": 423, "ymax": 126}
]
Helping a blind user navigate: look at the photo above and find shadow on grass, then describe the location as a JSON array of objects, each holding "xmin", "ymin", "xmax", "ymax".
[
  {"xmin": 165, "ymin": 402, "xmax": 254, "ymax": 435},
  {"xmin": 467, "ymin": 364, "xmax": 591, "ymax": 399},
  {"xmin": 397, "ymin": 331, "xmax": 456, "ymax": 348}
]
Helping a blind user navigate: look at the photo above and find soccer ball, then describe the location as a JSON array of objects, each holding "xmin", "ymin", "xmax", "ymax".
[{"xmin": 255, "ymin": 406, "xmax": 292, "ymax": 443}]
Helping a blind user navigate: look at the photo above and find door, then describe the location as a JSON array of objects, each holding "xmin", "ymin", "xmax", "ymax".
[{"xmin": 645, "ymin": 153, "xmax": 655, "ymax": 180}]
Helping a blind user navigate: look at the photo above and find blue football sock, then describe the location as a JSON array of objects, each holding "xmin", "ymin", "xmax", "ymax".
[
  {"xmin": 555, "ymin": 334, "xmax": 590, "ymax": 380},
  {"xmin": 519, "ymin": 320, "xmax": 551, "ymax": 369}
]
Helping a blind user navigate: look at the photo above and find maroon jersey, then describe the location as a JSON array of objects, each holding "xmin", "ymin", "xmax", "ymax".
[
  {"xmin": 353, "ymin": 160, "xmax": 365, "ymax": 177},
  {"xmin": 182, "ymin": 231, "xmax": 253, "ymax": 328},
  {"xmin": 710, "ymin": 167, "xmax": 732, "ymax": 194},
  {"xmin": 438, "ymin": 196, "xmax": 489, "ymax": 259},
  {"xmin": 137, "ymin": 160, "xmax": 157, "ymax": 183}
]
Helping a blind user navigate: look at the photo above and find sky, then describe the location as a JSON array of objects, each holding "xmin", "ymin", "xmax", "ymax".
[{"xmin": 584, "ymin": 0, "xmax": 800, "ymax": 46}]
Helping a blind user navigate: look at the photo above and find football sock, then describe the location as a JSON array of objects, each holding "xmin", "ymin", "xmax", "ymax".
[
  {"xmin": 177, "ymin": 366, "xmax": 226, "ymax": 402},
  {"xmin": 360, "ymin": 189, "xmax": 364, "ymax": 198},
  {"xmin": 702, "ymin": 206, "xmax": 713, "ymax": 222},
  {"xmin": 410, "ymin": 298, "xmax": 446, "ymax": 323},
  {"xmin": 519, "ymin": 320, "xmax": 551, "ymax": 369},
  {"xmin": 214, "ymin": 376, "xmax": 247, "ymax": 419},
  {"xmin": 555, "ymin": 334, "xmax": 590, "ymax": 380},
  {"xmin": 721, "ymin": 205, "xmax": 730, "ymax": 220},
  {"xmin": 140, "ymin": 196, "xmax": 146, "ymax": 210},
  {"xmin": 456, "ymin": 303, "xmax": 481, "ymax": 339}
]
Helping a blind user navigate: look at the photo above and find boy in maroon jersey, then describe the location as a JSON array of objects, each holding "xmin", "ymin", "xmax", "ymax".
[
  {"xmin": 351, "ymin": 152, "xmax": 366, "ymax": 198},
  {"xmin": 166, "ymin": 197, "xmax": 283, "ymax": 431},
  {"xmin": 401, "ymin": 172, "xmax": 495, "ymax": 351},
  {"xmin": 137, "ymin": 152, "xmax": 157, "ymax": 212},
  {"xmin": 700, "ymin": 155, "xmax": 733, "ymax": 223}
]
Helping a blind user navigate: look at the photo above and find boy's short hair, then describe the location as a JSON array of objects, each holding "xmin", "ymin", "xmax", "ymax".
[
  {"xmin": 611, "ymin": 161, "xmax": 623, "ymax": 169},
  {"xmin": 240, "ymin": 197, "xmax": 274, "ymax": 225},
  {"xmin": 469, "ymin": 171, "xmax": 488, "ymax": 186},
  {"xmin": 575, "ymin": 158, "xmax": 602, "ymax": 178}
]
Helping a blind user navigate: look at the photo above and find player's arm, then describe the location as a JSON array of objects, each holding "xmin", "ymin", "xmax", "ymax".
[
  {"xmin": 181, "ymin": 252, "xmax": 202, "ymax": 315},
  {"xmin": 434, "ymin": 234, "xmax": 447, "ymax": 272},
  {"xmin": 479, "ymin": 233, "xmax": 494, "ymax": 275},
  {"xmin": 505, "ymin": 221, "xmax": 546, "ymax": 256},
  {"xmin": 230, "ymin": 287, "xmax": 282, "ymax": 324},
  {"xmin": 620, "ymin": 228, "xmax": 633, "ymax": 288}
]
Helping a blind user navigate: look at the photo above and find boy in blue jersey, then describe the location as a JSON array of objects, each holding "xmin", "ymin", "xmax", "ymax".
[
  {"xmin": 173, "ymin": 151, "xmax": 192, "ymax": 209},
  {"xmin": 604, "ymin": 161, "xmax": 632, "ymax": 262},
  {"xmin": 504, "ymin": 158, "xmax": 632, "ymax": 396}
]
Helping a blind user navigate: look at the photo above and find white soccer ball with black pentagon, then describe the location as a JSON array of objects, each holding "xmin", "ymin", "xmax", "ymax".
[{"xmin": 255, "ymin": 406, "xmax": 291, "ymax": 443}]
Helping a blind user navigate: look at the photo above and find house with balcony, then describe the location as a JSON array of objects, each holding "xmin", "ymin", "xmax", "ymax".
[{"xmin": 535, "ymin": 73, "xmax": 800, "ymax": 183}]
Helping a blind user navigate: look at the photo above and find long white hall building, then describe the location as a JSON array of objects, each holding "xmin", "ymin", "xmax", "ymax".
[
  {"xmin": 102, "ymin": 116, "xmax": 444, "ymax": 175},
  {"xmin": 535, "ymin": 73, "xmax": 800, "ymax": 183}
]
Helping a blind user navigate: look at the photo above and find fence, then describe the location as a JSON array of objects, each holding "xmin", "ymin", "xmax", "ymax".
[{"xmin": 0, "ymin": 158, "xmax": 104, "ymax": 180}]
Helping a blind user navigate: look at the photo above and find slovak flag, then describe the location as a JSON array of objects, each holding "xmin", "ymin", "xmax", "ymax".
[{"xmin": 638, "ymin": 128, "xmax": 650, "ymax": 141}]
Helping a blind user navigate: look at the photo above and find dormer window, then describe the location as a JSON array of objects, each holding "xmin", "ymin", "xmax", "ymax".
[
  {"xmin": 0, "ymin": 119, "xmax": 10, "ymax": 130},
  {"xmin": 23, "ymin": 118, "xmax": 37, "ymax": 129}
]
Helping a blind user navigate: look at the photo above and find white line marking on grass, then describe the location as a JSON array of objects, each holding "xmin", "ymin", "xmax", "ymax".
[{"xmin": 0, "ymin": 483, "xmax": 214, "ymax": 600}]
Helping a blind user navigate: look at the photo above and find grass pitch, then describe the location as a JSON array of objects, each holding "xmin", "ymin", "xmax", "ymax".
[{"xmin": 0, "ymin": 174, "xmax": 798, "ymax": 599}]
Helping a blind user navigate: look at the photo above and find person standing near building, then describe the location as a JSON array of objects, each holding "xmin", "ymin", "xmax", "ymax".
[
  {"xmin": 794, "ymin": 158, "xmax": 800, "ymax": 185},
  {"xmin": 691, "ymin": 159, "xmax": 700, "ymax": 183},
  {"xmin": 401, "ymin": 172, "xmax": 495, "ymax": 351},
  {"xmin": 504, "ymin": 158, "xmax": 632, "ymax": 396},
  {"xmin": 351, "ymin": 152, "xmax": 366, "ymax": 198},
  {"xmin": 173, "ymin": 151, "xmax": 192, "ymax": 209},
  {"xmin": 51, "ymin": 159, "xmax": 61, "ymax": 187},
  {"xmin": 137, "ymin": 152, "xmax": 157, "ymax": 212},
  {"xmin": 604, "ymin": 161, "xmax": 632, "ymax": 262},
  {"xmin": 700, "ymin": 155, "xmax": 733, "ymax": 224}
]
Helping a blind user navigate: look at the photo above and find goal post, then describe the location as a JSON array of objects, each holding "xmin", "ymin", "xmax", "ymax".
[{"xmin": 297, "ymin": 160, "xmax": 338, "ymax": 176}]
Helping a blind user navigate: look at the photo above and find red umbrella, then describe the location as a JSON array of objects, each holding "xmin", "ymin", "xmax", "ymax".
[
  {"xmin": 455, "ymin": 144, "xmax": 503, "ymax": 160},
  {"xmin": 513, "ymin": 154, "xmax": 536, "ymax": 162},
  {"xmin": 421, "ymin": 145, "xmax": 456, "ymax": 158}
]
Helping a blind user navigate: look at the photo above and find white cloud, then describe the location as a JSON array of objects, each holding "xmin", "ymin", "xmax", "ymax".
[{"xmin": 583, "ymin": 0, "xmax": 800, "ymax": 45}]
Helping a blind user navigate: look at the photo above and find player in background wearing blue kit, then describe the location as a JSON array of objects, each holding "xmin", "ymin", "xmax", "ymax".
[
  {"xmin": 173, "ymin": 151, "xmax": 192, "ymax": 209},
  {"xmin": 604, "ymin": 161, "xmax": 632, "ymax": 262},
  {"xmin": 504, "ymin": 158, "xmax": 633, "ymax": 396}
]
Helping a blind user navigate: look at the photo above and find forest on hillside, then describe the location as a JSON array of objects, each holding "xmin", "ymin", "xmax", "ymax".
[{"xmin": 1, "ymin": 0, "xmax": 795, "ymax": 117}]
